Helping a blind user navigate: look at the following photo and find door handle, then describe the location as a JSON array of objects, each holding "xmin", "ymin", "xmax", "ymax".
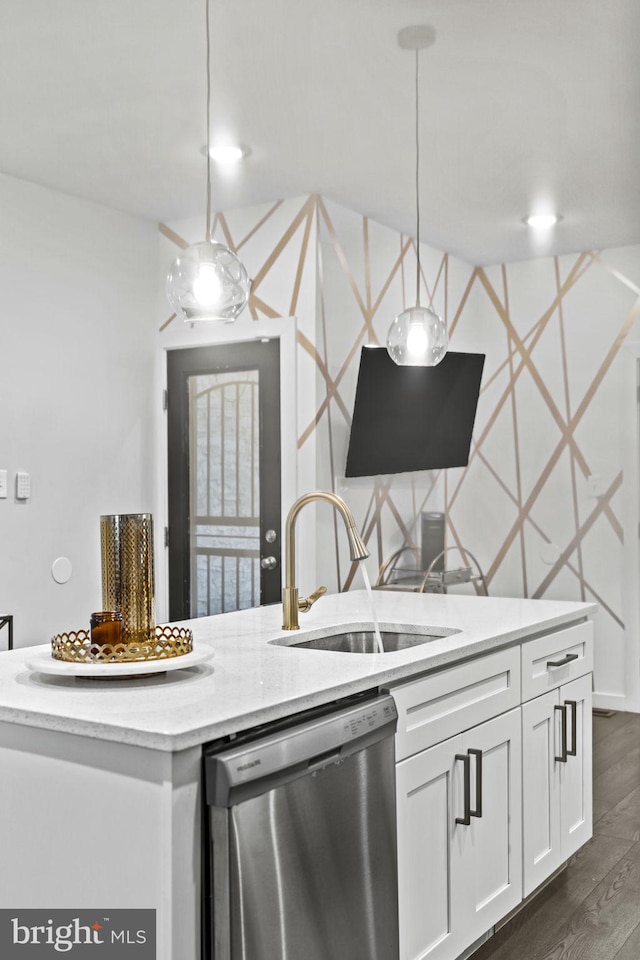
[
  {"xmin": 468, "ymin": 748, "xmax": 483, "ymax": 818},
  {"xmin": 455, "ymin": 753, "xmax": 471, "ymax": 825},
  {"xmin": 547, "ymin": 653, "xmax": 579, "ymax": 668},
  {"xmin": 565, "ymin": 700, "xmax": 577, "ymax": 757},
  {"xmin": 554, "ymin": 704, "xmax": 568, "ymax": 762},
  {"xmin": 260, "ymin": 556, "xmax": 278, "ymax": 570}
]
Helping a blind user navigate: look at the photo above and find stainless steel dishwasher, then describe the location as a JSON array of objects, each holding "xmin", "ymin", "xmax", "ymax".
[{"xmin": 203, "ymin": 691, "xmax": 399, "ymax": 960}]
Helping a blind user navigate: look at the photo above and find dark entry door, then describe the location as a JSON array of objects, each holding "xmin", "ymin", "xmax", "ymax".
[{"xmin": 167, "ymin": 339, "xmax": 281, "ymax": 621}]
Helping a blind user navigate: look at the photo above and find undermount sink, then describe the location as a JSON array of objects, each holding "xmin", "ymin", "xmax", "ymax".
[{"xmin": 277, "ymin": 628, "xmax": 456, "ymax": 654}]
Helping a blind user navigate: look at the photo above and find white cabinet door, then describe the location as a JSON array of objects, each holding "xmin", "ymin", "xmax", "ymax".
[
  {"xmin": 456, "ymin": 709, "xmax": 523, "ymax": 944},
  {"xmin": 522, "ymin": 675, "xmax": 592, "ymax": 896},
  {"xmin": 396, "ymin": 709, "xmax": 522, "ymax": 960},
  {"xmin": 559, "ymin": 673, "xmax": 592, "ymax": 860},
  {"xmin": 522, "ymin": 689, "xmax": 562, "ymax": 896},
  {"xmin": 396, "ymin": 732, "xmax": 464, "ymax": 960}
]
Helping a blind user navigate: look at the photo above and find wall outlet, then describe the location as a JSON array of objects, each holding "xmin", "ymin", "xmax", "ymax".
[{"xmin": 0, "ymin": 470, "xmax": 7, "ymax": 499}]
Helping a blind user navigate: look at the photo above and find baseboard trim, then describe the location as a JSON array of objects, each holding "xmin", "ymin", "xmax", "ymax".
[
  {"xmin": 493, "ymin": 862, "xmax": 568, "ymax": 933},
  {"xmin": 459, "ymin": 929, "xmax": 493, "ymax": 960},
  {"xmin": 593, "ymin": 691, "xmax": 630, "ymax": 712}
]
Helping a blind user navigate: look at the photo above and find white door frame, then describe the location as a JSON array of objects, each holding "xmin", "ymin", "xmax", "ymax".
[
  {"xmin": 610, "ymin": 338, "xmax": 640, "ymax": 712},
  {"xmin": 154, "ymin": 315, "xmax": 298, "ymax": 623}
]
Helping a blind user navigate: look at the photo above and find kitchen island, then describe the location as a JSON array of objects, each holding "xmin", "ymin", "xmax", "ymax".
[{"xmin": 0, "ymin": 590, "xmax": 596, "ymax": 959}]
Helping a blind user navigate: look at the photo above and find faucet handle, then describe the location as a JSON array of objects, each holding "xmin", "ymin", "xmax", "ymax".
[{"xmin": 298, "ymin": 585, "xmax": 327, "ymax": 613}]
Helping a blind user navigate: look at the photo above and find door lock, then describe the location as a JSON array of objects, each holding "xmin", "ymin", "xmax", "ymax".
[{"xmin": 265, "ymin": 529, "xmax": 278, "ymax": 544}]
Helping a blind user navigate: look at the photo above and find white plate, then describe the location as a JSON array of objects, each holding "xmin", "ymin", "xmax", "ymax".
[{"xmin": 26, "ymin": 646, "xmax": 214, "ymax": 679}]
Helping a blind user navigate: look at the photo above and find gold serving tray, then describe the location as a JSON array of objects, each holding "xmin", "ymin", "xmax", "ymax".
[{"xmin": 51, "ymin": 624, "xmax": 193, "ymax": 664}]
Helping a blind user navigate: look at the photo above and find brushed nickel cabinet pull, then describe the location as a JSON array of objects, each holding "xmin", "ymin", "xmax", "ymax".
[
  {"xmin": 468, "ymin": 748, "xmax": 483, "ymax": 818},
  {"xmin": 554, "ymin": 704, "xmax": 568, "ymax": 762},
  {"xmin": 547, "ymin": 653, "xmax": 579, "ymax": 668},
  {"xmin": 565, "ymin": 699, "xmax": 577, "ymax": 757},
  {"xmin": 455, "ymin": 753, "xmax": 471, "ymax": 825}
]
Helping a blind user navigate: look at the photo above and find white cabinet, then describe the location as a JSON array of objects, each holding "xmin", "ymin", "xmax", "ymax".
[
  {"xmin": 0, "ymin": 722, "xmax": 202, "ymax": 960},
  {"xmin": 395, "ymin": 707, "xmax": 522, "ymax": 960},
  {"xmin": 522, "ymin": 672, "xmax": 592, "ymax": 896},
  {"xmin": 390, "ymin": 618, "xmax": 594, "ymax": 960}
]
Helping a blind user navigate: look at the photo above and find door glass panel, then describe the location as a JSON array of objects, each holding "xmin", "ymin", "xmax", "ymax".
[{"xmin": 189, "ymin": 370, "xmax": 260, "ymax": 616}]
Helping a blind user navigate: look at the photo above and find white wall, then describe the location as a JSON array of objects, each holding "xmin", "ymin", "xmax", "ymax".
[{"xmin": 0, "ymin": 173, "xmax": 158, "ymax": 647}]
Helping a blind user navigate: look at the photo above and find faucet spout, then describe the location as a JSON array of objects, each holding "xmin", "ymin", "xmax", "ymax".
[
  {"xmin": 282, "ymin": 491, "xmax": 369, "ymax": 630},
  {"xmin": 345, "ymin": 524, "xmax": 369, "ymax": 563}
]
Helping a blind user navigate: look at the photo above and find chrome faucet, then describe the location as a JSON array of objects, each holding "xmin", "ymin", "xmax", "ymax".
[{"xmin": 282, "ymin": 491, "xmax": 369, "ymax": 630}]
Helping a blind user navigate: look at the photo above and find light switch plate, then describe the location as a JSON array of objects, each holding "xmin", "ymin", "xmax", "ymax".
[
  {"xmin": 15, "ymin": 471, "xmax": 31, "ymax": 500},
  {"xmin": 0, "ymin": 469, "xmax": 7, "ymax": 498}
]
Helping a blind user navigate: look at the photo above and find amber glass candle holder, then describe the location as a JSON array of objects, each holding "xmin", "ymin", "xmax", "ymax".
[{"xmin": 90, "ymin": 611, "xmax": 124, "ymax": 657}]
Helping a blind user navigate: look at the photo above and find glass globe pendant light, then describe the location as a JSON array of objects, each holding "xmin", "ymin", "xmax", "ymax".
[
  {"xmin": 386, "ymin": 26, "xmax": 447, "ymax": 367},
  {"xmin": 166, "ymin": 0, "xmax": 250, "ymax": 323}
]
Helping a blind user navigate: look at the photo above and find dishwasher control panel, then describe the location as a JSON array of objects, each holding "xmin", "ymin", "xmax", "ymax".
[
  {"xmin": 205, "ymin": 693, "xmax": 397, "ymax": 807},
  {"xmin": 341, "ymin": 698, "xmax": 396, "ymax": 743}
]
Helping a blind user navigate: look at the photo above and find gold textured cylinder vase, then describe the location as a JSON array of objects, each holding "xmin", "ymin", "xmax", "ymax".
[{"xmin": 100, "ymin": 513, "xmax": 156, "ymax": 646}]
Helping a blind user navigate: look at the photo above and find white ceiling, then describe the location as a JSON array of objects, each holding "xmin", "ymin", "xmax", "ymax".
[{"xmin": 1, "ymin": 0, "xmax": 639, "ymax": 265}]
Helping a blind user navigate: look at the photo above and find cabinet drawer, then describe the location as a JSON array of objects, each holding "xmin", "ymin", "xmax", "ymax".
[
  {"xmin": 389, "ymin": 647, "xmax": 521, "ymax": 761},
  {"xmin": 521, "ymin": 621, "xmax": 593, "ymax": 702}
]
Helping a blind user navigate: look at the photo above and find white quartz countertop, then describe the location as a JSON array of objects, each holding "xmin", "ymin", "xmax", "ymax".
[{"xmin": 0, "ymin": 591, "xmax": 595, "ymax": 751}]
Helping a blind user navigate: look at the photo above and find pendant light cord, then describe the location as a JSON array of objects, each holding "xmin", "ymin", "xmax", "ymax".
[
  {"xmin": 205, "ymin": 0, "xmax": 212, "ymax": 243},
  {"xmin": 415, "ymin": 48, "xmax": 421, "ymax": 307}
]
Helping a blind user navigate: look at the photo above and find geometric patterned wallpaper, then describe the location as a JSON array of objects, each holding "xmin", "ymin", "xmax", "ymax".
[
  {"xmin": 159, "ymin": 195, "xmax": 640, "ymax": 704},
  {"xmin": 457, "ymin": 251, "xmax": 640, "ymax": 703},
  {"xmin": 315, "ymin": 201, "xmax": 640, "ymax": 703}
]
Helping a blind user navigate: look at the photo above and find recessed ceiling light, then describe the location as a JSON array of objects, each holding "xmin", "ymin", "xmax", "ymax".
[
  {"xmin": 524, "ymin": 213, "xmax": 561, "ymax": 230},
  {"xmin": 202, "ymin": 144, "xmax": 249, "ymax": 164}
]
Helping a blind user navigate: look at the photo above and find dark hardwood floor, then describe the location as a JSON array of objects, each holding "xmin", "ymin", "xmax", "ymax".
[{"xmin": 473, "ymin": 710, "xmax": 640, "ymax": 960}]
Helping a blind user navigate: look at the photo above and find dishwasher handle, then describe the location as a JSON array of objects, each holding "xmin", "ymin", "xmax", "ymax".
[
  {"xmin": 307, "ymin": 747, "xmax": 343, "ymax": 773},
  {"xmin": 205, "ymin": 694, "xmax": 397, "ymax": 807}
]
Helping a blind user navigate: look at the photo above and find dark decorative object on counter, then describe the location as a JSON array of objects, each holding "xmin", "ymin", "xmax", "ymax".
[{"xmin": 421, "ymin": 511, "xmax": 445, "ymax": 574}]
